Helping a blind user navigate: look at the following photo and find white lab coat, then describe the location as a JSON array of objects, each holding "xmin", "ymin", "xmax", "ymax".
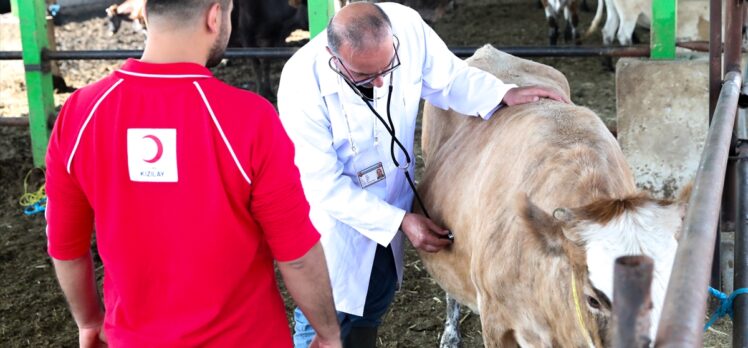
[{"xmin": 277, "ymin": 2, "xmax": 516, "ymax": 316}]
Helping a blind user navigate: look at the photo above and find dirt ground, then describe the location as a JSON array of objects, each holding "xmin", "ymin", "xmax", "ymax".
[{"xmin": 0, "ymin": 0, "xmax": 735, "ymax": 346}]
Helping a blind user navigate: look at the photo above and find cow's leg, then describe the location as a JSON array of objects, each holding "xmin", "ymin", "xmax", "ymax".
[
  {"xmin": 601, "ymin": 0, "xmax": 618, "ymax": 46},
  {"xmin": 258, "ymin": 59, "xmax": 274, "ymax": 100},
  {"xmin": 107, "ymin": 15, "xmax": 122, "ymax": 34},
  {"xmin": 580, "ymin": 0, "xmax": 591, "ymax": 12},
  {"xmin": 106, "ymin": 5, "xmax": 122, "ymax": 34},
  {"xmin": 478, "ymin": 314, "xmax": 516, "ymax": 347},
  {"xmin": 439, "ymin": 294, "xmax": 461, "ymax": 348},
  {"xmin": 600, "ymin": 0, "xmax": 619, "ymax": 70},
  {"xmin": 545, "ymin": 7, "xmax": 560, "ymax": 46},
  {"xmin": 564, "ymin": 2, "xmax": 580, "ymax": 44},
  {"xmin": 616, "ymin": 17, "xmax": 637, "ymax": 46},
  {"xmin": 476, "ymin": 297, "xmax": 517, "ymax": 348}
]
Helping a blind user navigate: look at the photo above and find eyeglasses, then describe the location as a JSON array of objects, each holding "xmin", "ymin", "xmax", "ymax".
[{"xmin": 328, "ymin": 36, "xmax": 401, "ymax": 87}]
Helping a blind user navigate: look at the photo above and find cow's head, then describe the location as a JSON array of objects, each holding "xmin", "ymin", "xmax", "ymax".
[
  {"xmin": 520, "ymin": 191, "xmax": 686, "ymax": 345},
  {"xmin": 519, "ymin": 196, "xmax": 611, "ymax": 347}
]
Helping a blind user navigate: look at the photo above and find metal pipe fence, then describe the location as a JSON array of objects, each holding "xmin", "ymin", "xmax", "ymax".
[
  {"xmin": 655, "ymin": 70, "xmax": 742, "ymax": 347},
  {"xmin": 735, "ymin": 141, "xmax": 748, "ymax": 348},
  {"xmin": 611, "ymin": 256, "xmax": 654, "ymax": 348},
  {"xmin": 0, "ymin": 45, "xmax": 657, "ymax": 61}
]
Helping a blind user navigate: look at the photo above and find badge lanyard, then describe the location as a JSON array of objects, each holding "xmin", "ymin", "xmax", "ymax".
[{"xmin": 338, "ymin": 72, "xmax": 433, "ymax": 221}]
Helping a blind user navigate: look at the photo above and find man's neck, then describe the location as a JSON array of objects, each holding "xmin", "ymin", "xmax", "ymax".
[{"xmin": 140, "ymin": 32, "xmax": 208, "ymax": 66}]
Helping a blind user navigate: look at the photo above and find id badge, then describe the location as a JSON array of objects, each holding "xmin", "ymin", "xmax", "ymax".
[{"xmin": 357, "ymin": 162, "xmax": 386, "ymax": 188}]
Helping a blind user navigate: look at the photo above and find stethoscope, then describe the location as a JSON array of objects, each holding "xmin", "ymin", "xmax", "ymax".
[{"xmin": 341, "ymin": 72, "xmax": 454, "ymax": 241}]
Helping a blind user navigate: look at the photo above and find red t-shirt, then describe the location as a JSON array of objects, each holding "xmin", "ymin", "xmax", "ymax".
[{"xmin": 45, "ymin": 59, "xmax": 320, "ymax": 347}]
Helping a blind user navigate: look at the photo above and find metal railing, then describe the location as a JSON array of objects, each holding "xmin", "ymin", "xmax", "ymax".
[
  {"xmin": 0, "ymin": 45, "xmax": 657, "ymax": 61},
  {"xmin": 654, "ymin": 70, "xmax": 741, "ymax": 347}
]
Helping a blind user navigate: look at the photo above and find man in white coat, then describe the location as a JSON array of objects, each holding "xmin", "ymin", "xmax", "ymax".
[{"xmin": 277, "ymin": 2, "xmax": 570, "ymax": 347}]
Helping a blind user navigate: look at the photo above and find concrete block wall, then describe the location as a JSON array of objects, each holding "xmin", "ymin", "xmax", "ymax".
[{"xmin": 616, "ymin": 55, "xmax": 709, "ymax": 199}]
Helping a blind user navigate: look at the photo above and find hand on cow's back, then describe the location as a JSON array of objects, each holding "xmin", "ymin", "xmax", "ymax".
[
  {"xmin": 401, "ymin": 213, "xmax": 452, "ymax": 253},
  {"xmin": 501, "ymin": 86, "xmax": 571, "ymax": 106}
]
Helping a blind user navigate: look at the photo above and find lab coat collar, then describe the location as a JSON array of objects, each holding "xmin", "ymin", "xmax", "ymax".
[{"xmin": 318, "ymin": 51, "xmax": 341, "ymax": 97}]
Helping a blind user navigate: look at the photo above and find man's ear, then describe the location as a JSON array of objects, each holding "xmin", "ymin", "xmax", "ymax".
[{"xmin": 206, "ymin": 2, "xmax": 222, "ymax": 34}]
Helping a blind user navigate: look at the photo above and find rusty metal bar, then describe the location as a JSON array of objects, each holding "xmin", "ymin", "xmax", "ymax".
[
  {"xmin": 0, "ymin": 117, "xmax": 31, "ymax": 127},
  {"xmin": 721, "ymin": 0, "xmax": 744, "ymax": 238},
  {"xmin": 710, "ymin": 0, "xmax": 723, "ymax": 121},
  {"xmin": 724, "ymin": 0, "xmax": 744, "ymax": 73},
  {"xmin": 655, "ymin": 70, "xmax": 741, "ymax": 348},
  {"xmin": 0, "ymin": 42, "xmax": 724, "ymax": 62},
  {"xmin": 0, "ymin": 115, "xmax": 56, "ymax": 128},
  {"xmin": 735, "ymin": 140, "xmax": 748, "ymax": 348},
  {"xmin": 611, "ymin": 256, "xmax": 654, "ymax": 348}
]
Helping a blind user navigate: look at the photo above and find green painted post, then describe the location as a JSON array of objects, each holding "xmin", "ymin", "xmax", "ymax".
[
  {"xmin": 308, "ymin": 0, "xmax": 335, "ymax": 39},
  {"xmin": 16, "ymin": 0, "xmax": 54, "ymax": 168},
  {"xmin": 651, "ymin": 0, "xmax": 677, "ymax": 59}
]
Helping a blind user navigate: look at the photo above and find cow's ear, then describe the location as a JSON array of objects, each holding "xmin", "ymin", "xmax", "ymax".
[
  {"xmin": 673, "ymin": 182, "xmax": 693, "ymax": 241},
  {"xmin": 518, "ymin": 195, "xmax": 566, "ymax": 255}
]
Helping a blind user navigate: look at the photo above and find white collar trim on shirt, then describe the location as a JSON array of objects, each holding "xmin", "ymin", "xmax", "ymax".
[{"xmin": 117, "ymin": 69, "xmax": 211, "ymax": 79}]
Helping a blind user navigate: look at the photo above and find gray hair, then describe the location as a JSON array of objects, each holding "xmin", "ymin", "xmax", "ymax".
[{"xmin": 327, "ymin": 4, "xmax": 392, "ymax": 55}]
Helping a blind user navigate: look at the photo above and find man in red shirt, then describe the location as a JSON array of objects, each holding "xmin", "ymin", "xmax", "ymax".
[{"xmin": 45, "ymin": 1, "xmax": 341, "ymax": 347}]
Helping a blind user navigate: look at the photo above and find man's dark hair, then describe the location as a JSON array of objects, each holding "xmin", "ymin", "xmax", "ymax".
[
  {"xmin": 327, "ymin": 4, "xmax": 392, "ymax": 54},
  {"xmin": 146, "ymin": 0, "xmax": 231, "ymax": 21}
]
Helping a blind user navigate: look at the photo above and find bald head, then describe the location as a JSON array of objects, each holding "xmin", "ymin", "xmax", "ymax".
[{"xmin": 327, "ymin": 2, "xmax": 392, "ymax": 55}]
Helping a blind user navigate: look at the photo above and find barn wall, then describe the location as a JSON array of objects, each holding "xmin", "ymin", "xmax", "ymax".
[{"xmin": 616, "ymin": 55, "xmax": 710, "ymax": 199}]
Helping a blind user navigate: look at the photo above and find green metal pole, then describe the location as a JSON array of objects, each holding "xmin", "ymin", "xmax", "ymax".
[
  {"xmin": 16, "ymin": 0, "xmax": 54, "ymax": 168},
  {"xmin": 308, "ymin": 0, "xmax": 335, "ymax": 39},
  {"xmin": 651, "ymin": 0, "xmax": 677, "ymax": 59}
]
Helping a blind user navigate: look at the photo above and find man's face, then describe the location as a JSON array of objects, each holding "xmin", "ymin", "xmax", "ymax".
[
  {"xmin": 333, "ymin": 36, "xmax": 398, "ymax": 88},
  {"xmin": 206, "ymin": 2, "xmax": 232, "ymax": 68}
]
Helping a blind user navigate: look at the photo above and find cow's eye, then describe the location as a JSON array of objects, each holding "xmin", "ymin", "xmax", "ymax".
[{"xmin": 587, "ymin": 296, "xmax": 601, "ymax": 309}]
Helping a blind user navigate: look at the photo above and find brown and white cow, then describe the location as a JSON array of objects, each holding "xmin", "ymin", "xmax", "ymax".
[
  {"xmin": 106, "ymin": 0, "xmax": 147, "ymax": 35},
  {"xmin": 417, "ymin": 45, "xmax": 683, "ymax": 347},
  {"xmin": 585, "ymin": 0, "xmax": 649, "ymax": 46},
  {"xmin": 540, "ymin": 0, "xmax": 581, "ymax": 45}
]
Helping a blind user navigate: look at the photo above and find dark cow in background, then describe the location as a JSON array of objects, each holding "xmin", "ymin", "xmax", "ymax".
[
  {"xmin": 339, "ymin": 0, "xmax": 456, "ymax": 24},
  {"xmin": 105, "ymin": 0, "xmax": 308, "ymax": 99},
  {"xmin": 0, "ymin": 0, "xmax": 10, "ymax": 14},
  {"xmin": 229, "ymin": 0, "xmax": 308, "ymax": 98}
]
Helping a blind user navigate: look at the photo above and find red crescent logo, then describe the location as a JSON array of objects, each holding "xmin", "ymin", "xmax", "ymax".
[{"xmin": 142, "ymin": 135, "xmax": 164, "ymax": 163}]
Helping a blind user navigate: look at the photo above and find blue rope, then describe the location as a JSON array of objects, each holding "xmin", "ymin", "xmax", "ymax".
[
  {"xmin": 704, "ymin": 286, "xmax": 748, "ymax": 331},
  {"xmin": 23, "ymin": 198, "xmax": 46, "ymax": 216}
]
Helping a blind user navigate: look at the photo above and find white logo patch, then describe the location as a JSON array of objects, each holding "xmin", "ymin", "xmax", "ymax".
[{"xmin": 127, "ymin": 128, "xmax": 178, "ymax": 182}]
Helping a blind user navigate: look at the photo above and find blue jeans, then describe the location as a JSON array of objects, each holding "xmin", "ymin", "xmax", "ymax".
[{"xmin": 293, "ymin": 244, "xmax": 397, "ymax": 348}]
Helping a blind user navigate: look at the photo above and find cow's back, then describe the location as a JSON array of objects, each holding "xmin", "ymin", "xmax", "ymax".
[
  {"xmin": 422, "ymin": 45, "xmax": 570, "ymax": 163},
  {"xmin": 417, "ymin": 45, "xmax": 637, "ymax": 314}
]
